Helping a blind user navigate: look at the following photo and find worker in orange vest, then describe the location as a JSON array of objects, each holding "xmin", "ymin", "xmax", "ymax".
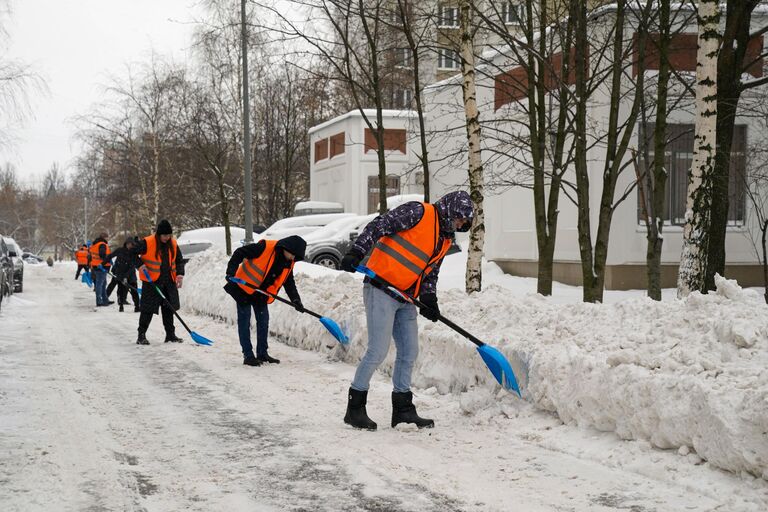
[
  {"xmin": 134, "ymin": 220, "xmax": 185, "ymax": 345},
  {"xmin": 223, "ymin": 235, "xmax": 306, "ymax": 366},
  {"xmin": 74, "ymin": 243, "xmax": 89, "ymax": 280},
  {"xmin": 89, "ymin": 233, "xmax": 112, "ymax": 307},
  {"xmin": 339, "ymin": 191, "xmax": 474, "ymax": 431}
]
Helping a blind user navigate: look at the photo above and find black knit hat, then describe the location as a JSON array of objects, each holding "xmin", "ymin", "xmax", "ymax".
[{"xmin": 156, "ymin": 219, "xmax": 173, "ymax": 235}]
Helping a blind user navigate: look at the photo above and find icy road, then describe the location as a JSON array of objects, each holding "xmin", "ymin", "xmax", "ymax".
[{"xmin": 1, "ymin": 264, "xmax": 766, "ymax": 511}]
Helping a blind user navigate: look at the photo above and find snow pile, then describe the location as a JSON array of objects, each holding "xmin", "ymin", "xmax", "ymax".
[{"xmin": 182, "ymin": 250, "xmax": 768, "ymax": 479}]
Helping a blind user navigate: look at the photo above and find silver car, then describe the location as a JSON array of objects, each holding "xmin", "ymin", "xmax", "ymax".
[
  {"xmin": 304, "ymin": 215, "xmax": 376, "ymax": 269},
  {"xmin": 3, "ymin": 237, "xmax": 24, "ymax": 292}
]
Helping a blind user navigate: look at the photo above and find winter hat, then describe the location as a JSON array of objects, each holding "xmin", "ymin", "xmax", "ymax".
[
  {"xmin": 276, "ymin": 235, "xmax": 307, "ymax": 261},
  {"xmin": 156, "ymin": 219, "xmax": 173, "ymax": 235},
  {"xmin": 434, "ymin": 190, "xmax": 474, "ymax": 233}
]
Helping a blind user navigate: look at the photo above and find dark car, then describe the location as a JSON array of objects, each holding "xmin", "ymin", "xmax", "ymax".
[
  {"xmin": 0, "ymin": 237, "xmax": 14, "ymax": 308},
  {"xmin": 3, "ymin": 237, "xmax": 24, "ymax": 292}
]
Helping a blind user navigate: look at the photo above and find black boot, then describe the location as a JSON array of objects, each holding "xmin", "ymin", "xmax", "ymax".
[
  {"xmin": 136, "ymin": 332, "xmax": 149, "ymax": 345},
  {"xmin": 243, "ymin": 356, "xmax": 263, "ymax": 366},
  {"xmin": 164, "ymin": 333, "xmax": 183, "ymax": 343},
  {"xmin": 344, "ymin": 388, "xmax": 377, "ymax": 430},
  {"xmin": 256, "ymin": 354, "xmax": 280, "ymax": 364},
  {"xmin": 119, "ymin": 305, "xmax": 124, "ymax": 312},
  {"xmin": 391, "ymin": 391, "xmax": 434, "ymax": 429}
]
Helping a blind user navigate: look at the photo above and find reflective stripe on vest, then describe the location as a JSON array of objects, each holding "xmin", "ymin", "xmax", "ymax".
[
  {"xmin": 234, "ymin": 239, "xmax": 294, "ymax": 304},
  {"xmin": 363, "ymin": 203, "xmax": 452, "ymax": 296},
  {"xmin": 139, "ymin": 235, "xmax": 177, "ymax": 282},
  {"xmin": 89, "ymin": 241, "xmax": 110, "ymax": 267}
]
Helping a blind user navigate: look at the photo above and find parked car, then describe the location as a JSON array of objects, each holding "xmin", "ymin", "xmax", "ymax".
[
  {"xmin": 22, "ymin": 252, "xmax": 44, "ymax": 264},
  {"xmin": 258, "ymin": 213, "xmax": 356, "ymax": 241},
  {"xmin": 304, "ymin": 214, "xmax": 376, "ymax": 269},
  {"xmin": 293, "ymin": 200, "xmax": 345, "ymax": 216},
  {"xmin": 3, "ymin": 237, "xmax": 24, "ymax": 292},
  {"xmin": 0, "ymin": 237, "xmax": 14, "ymax": 301}
]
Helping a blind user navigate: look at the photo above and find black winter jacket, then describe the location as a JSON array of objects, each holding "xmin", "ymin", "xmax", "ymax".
[{"xmin": 223, "ymin": 236, "xmax": 305, "ymax": 305}]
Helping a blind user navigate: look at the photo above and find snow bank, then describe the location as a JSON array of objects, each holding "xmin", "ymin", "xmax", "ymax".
[{"xmin": 182, "ymin": 250, "xmax": 768, "ymax": 479}]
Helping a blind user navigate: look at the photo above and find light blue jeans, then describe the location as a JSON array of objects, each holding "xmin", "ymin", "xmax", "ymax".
[{"xmin": 351, "ymin": 283, "xmax": 419, "ymax": 393}]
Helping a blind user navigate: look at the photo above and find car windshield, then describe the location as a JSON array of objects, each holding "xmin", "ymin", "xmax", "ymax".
[{"xmin": 303, "ymin": 216, "xmax": 366, "ymax": 242}]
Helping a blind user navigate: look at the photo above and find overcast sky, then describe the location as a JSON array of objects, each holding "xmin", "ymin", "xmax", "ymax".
[{"xmin": 2, "ymin": 0, "xmax": 200, "ymax": 182}]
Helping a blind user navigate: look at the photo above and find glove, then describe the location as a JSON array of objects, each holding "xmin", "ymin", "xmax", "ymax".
[
  {"xmin": 292, "ymin": 299, "xmax": 305, "ymax": 313},
  {"xmin": 340, "ymin": 251, "xmax": 362, "ymax": 273},
  {"xmin": 175, "ymin": 275, "xmax": 184, "ymax": 289},
  {"xmin": 418, "ymin": 293, "xmax": 440, "ymax": 322}
]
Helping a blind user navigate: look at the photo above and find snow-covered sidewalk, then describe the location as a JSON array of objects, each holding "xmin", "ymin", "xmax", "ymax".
[{"xmin": 1, "ymin": 262, "xmax": 767, "ymax": 511}]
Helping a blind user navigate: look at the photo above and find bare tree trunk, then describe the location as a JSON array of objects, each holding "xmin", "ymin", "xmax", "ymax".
[
  {"xmin": 396, "ymin": 0, "xmax": 430, "ymax": 201},
  {"xmin": 678, "ymin": 0, "xmax": 720, "ymax": 297},
  {"xmin": 705, "ymin": 0, "xmax": 762, "ymax": 291},
  {"xmin": 645, "ymin": 0, "xmax": 671, "ymax": 301},
  {"xmin": 763, "ymin": 219, "xmax": 768, "ymax": 304},
  {"xmin": 459, "ymin": 0, "xmax": 484, "ymax": 293}
]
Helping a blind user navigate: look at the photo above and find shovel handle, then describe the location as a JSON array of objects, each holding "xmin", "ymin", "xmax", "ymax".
[
  {"xmin": 227, "ymin": 277, "xmax": 322, "ymax": 320},
  {"xmin": 354, "ymin": 265, "xmax": 485, "ymax": 348}
]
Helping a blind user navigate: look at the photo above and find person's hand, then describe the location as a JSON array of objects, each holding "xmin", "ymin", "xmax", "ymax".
[
  {"xmin": 340, "ymin": 251, "xmax": 362, "ymax": 273},
  {"xmin": 418, "ymin": 293, "xmax": 440, "ymax": 322},
  {"xmin": 175, "ymin": 275, "xmax": 184, "ymax": 289},
  {"xmin": 292, "ymin": 299, "xmax": 305, "ymax": 313}
]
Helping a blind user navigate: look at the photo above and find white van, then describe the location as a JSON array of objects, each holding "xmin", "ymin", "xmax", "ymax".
[{"xmin": 293, "ymin": 201, "xmax": 344, "ymax": 216}]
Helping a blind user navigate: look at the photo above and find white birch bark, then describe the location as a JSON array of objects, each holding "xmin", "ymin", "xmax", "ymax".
[
  {"xmin": 459, "ymin": 0, "xmax": 484, "ymax": 293},
  {"xmin": 678, "ymin": 0, "xmax": 720, "ymax": 297}
]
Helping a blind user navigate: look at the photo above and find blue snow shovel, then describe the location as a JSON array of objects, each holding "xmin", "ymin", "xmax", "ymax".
[
  {"xmin": 81, "ymin": 269, "xmax": 93, "ymax": 287},
  {"xmin": 355, "ymin": 265, "xmax": 521, "ymax": 396},
  {"xmin": 228, "ymin": 277, "xmax": 349, "ymax": 345},
  {"xmin": 142, "ymin": 268, "xmax": 215, "ymax": 346}
]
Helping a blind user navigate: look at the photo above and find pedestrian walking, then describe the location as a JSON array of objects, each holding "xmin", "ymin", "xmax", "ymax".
[
  {"xmin": 223, "ymin": 235, "xmax": 306, "ymax": 366},
  {"xmin": 339, "ymin": 190, "xmax": 474, "ymax": 430}
]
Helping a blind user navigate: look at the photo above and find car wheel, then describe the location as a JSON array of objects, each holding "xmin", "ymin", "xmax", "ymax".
[
  {"xmin": 15, "ymin": 281, "xmax": 22, "ymax": 293},
  {"xmin": 313, "ymin": 254, "xmax": 340, "ymax": 270}
]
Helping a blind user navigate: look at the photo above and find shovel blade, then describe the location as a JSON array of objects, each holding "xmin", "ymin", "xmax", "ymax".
[
  {"xmin": 477, "ymin": 344, "xmax": 521, "ymax": 396},
  {"xmin": 190, "ymin": 331, "xmax": 214, "ymax": 346},
  {"xmin": 320, "ymin": 316, "xmax": 349, "ymax": 345}
]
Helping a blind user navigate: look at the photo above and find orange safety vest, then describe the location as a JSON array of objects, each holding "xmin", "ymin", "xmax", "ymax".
[
  {"xmin": 234, "ymin": 240, "xmax": 294, "ymax": 304},
  {"xmin": 89, "ymin": 241, "xmax": 110, "ymax": 268},
  {"xmin": 75, "ymin": 247, "xmax": 88, "ymax": 265},
  {"xmin": 363, "ymin": 203, "xmax": 452, "ymax": 296},
  {"xmin": 139, "ymin": 235, "xmax": 178, "ymax": 282}
]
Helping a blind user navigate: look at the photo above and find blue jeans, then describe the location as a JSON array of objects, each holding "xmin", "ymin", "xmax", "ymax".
[
  {"xmin": 236, "ymin": 301, "xmax": 269, "ymax": 359},
  {"xmin": 92, "ymin": 269, "xmax": 108, "ymax": 306},
  {"xmin": 351, "ymin": 283, "xmax": 419, "ymax": 393}
]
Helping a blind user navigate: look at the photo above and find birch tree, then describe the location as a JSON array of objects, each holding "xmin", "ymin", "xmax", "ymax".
[
  {"xmin": 678, "ymin": 0, "xmax": 720, "ymax": 297},
  {"xmin": 458, "ymin": 0, "xmax": 484, "ymax": 293}
]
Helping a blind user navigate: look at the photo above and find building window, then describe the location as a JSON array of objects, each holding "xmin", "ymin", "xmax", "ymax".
[
  {"xmin": 368, "ymin": 175, "xmax": 401, "ymax": 214},
  {"xmin": 314, "ymin": 138, "xmax": 328, "ymax": 163},
  {"xmin": 393, "ymin": 88, "xmax": 413, "ymax": 109},
  {"xmin": 639, "ymin": 123, "xmax": 746, "ymax": 225},
  {"xmin": 330, "ymin": 132, "xmax": 345, "ymax": 158},
  {"xmin": 437, "ymin": 48, "xmax": 461, "ymax": 70},
  {"xmin": 438, "ymin": 4, "xmax": 459, "ymax": 28},
  {"xmin": 394, "ymin": 48, "xmax": 413, "ymax": 69},
  {"xmin": 501, "ymin": 2, "xmax": 523, "ymax": 25},
  {"xmin": 364, "ymin": 128, "xmax": 407, "ymax": 153}
]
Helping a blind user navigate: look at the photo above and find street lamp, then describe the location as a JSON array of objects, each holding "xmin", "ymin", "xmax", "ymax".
[{"xmin": 241, "ymin": 0, "xmax": 253, "ymax": 243}]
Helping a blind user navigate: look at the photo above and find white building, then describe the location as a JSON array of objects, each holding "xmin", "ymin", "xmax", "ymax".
[
  {"xmin": 422, "ymin": 5, "xmax": 766, "ymax": 289},
  {"xmin": 308, "ymin": 109, "xmax": 424, "ymax": 215}
]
